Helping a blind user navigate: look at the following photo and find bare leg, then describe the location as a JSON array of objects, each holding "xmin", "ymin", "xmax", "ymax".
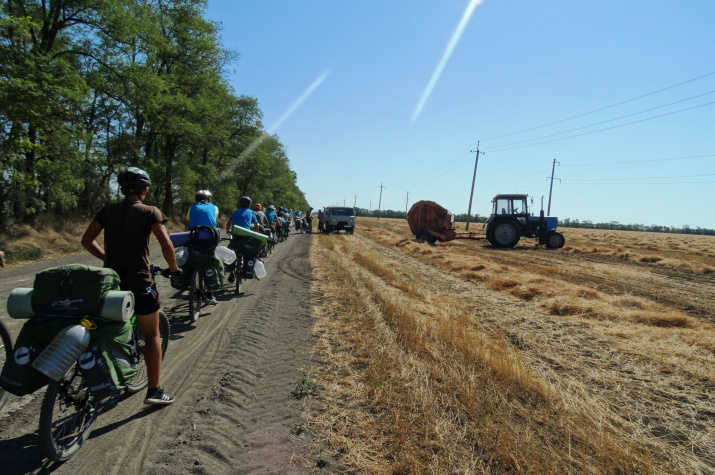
[{"xmin": 136, "ymin": 311, "xmax": 161, "ymax": 388}]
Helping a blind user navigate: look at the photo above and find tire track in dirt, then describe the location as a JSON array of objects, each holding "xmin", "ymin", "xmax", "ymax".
[{"xmin": 0, "ymin": 234, "xmax": 316, "ymax": 474}]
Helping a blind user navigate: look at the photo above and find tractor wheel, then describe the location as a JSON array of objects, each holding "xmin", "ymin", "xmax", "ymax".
[
  {"xmin": 545, "ymin": 231, "xmax": 565, "ymax": 249},
  {"xmin": 486, "ymin": 226, "xmax": 497, "ymax": 246},
  {"xmin": 491, "ymin": 219, "xmax": 520, "ymax": 248}
]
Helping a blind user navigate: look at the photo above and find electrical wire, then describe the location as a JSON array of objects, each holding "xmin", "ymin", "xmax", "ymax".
[
  {"xmin": 483, "ymin": 90, "xmax": 715, "ymax": 150},
  {"xmin": 482, "ymin": 101, "xmax": 715, "ymax": 153},
  {"xmin": 481, "ymin": 71, "xmax": 715, "ymax": 142},
  {"xmin": 563, "ymin": 180, "xmax": 715, "ymax": 185},
  {"xmin": 561, "ymin": 154, "xmax": 715, "ymax": 167}
]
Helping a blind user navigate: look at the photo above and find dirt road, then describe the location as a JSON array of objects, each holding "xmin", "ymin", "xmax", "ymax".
[{"xmin": 0, "ymin": 232, "xmax": 316, "ymax": 474}]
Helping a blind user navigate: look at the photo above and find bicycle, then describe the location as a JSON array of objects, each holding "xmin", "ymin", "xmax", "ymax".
[
  {"xmin": 180, "ymin": 226, "xmax": 222, "ymax": 323},
  {"xmin": 187, "ymin": 265, "xmax": 207, "ymax": 323},
  {"xmin": 0, "ymin": 318, "xmax": 12, "ymax": 411},
  {"xmin": 37, "ymin": 266, "xmax": 171, "ymax": 462},
  {"xmin": 222, "ymin": 237, "xmax": 243, "ymax": 295}
]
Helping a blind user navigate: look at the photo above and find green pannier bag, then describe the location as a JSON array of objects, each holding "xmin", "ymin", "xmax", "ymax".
[
  {"xmin": 31, "ymin": 264, "xmax": 120, "ymax": 317},
  {"xmin": 0, "ymin": 318, "xmax": 79, "ymax": 396},
  {"xmin": 78, "ymin": 319, "xmax": 137, "ymax": 399}
]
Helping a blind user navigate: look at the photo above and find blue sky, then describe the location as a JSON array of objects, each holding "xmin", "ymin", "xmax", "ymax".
[{"xmin": 205, "ymin": 1, "xmax": 715, "ymax": 229}]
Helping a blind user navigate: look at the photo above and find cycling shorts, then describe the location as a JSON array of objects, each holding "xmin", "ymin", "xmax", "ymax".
[{"xmin": 117, "ymin": 275, "xmax": 160, "ymax": 315}]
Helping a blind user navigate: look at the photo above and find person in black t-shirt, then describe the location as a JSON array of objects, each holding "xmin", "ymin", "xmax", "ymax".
[{"xmin": 81, "ymin": 167, "xmax": 180, "ymax": 405}]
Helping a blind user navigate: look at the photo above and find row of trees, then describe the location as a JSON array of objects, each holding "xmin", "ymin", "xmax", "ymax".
[
  {"xmin": 0, "ymin": 0, "xmax": 308, "ymax": 230},
  {"xmin": 559, "ymin": 219, "xmax": 715, "ymax": 235}
]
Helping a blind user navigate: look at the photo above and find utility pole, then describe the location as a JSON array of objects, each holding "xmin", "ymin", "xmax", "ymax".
[
  {"xmin": 377, "ymin": 183, "xmax": 385, "ymax": 220},
  {"xmin": 369, "ymin": 199, "xmax": 372, "ymax": 213},
  {"xmin": 465, "ymin": 142, "xmax": 485, "ymax": 230},
  {"xmin": 405, "ymin": 191, "xmax": 410, "ymax": 214},
  {"xmin": 547, "ymin": 159, "xmax": 560, "ymax": 215},
  {"xmin": 343, "ymin": 199, "xmax": 346, "ymax": 206},
  {"xmin": 354, "ymin": 194, "xmax": 357, "ymax": 207}
]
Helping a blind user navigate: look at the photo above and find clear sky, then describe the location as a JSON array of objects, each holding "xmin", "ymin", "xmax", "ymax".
[{"xmin": 205, "ymin": 0, "xmax": 715, "ymax": 229}]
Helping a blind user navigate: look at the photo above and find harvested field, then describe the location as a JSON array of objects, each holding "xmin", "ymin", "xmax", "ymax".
[{"xmin": 306, "ymin": 218, "xmax": 715, "ymax": 474}]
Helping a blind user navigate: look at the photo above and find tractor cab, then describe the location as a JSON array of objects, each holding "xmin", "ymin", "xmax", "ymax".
[{"xmin": 491, "ymin": 194, "xmax": 530, "ymax": 219}]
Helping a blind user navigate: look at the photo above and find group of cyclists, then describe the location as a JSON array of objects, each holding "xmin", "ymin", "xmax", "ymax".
[{"xmin": 78, "ymin": 166, "xmax": 312, "ymax": 407}]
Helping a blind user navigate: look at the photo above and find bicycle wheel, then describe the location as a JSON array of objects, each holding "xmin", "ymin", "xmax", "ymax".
[
  {"xmin": 188, "ymin": 268, "xmax": 202, "ymax": 323},
  {"xmin": 126, "ymin": 310, "xmax": 170, "ymax": 393},
  {"xmin": 39, "ymin": 364, "xmax": 98, "ymax": 462},
  {"xmin": 235, "ymin": 256, "xmax": 242, "ymax": 294},
  {"xmin": 0, "ymin": 319, "xmax": 12, "ymax": 411}
]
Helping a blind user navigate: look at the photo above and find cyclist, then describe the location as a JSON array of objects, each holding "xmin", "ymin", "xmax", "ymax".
[
  {"xmin": 81, "ymin": 167, "xmax": 180, "ymax": 405},
  {"xmin": 265, "ymin": 205, "xmax": 279, "ymax": 227},
  {"xmin": 253, "ymin": 203, "xmax": 269, "ymax": 228},
  {"xmin": 254, "ymin": 203, "xmax": 273, "ymax": 256},
  {"xmin": 185, "ymin": 190, "xmax": 219, "ymax": 305},
  {"xmin": 185, "ymin": 190, "xmax": 218, "ymax": 230},
  {"xmin": 226, "ymin": 196, "xmax": 259, "ymax": 281}
]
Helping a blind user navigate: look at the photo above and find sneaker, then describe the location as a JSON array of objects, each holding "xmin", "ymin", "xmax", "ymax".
[
  {"xmin": 144, "ymin": 387, "xmax": 174, "ymax": 405},
  {"xmin": 204, "ymin": 294, "xmax": 218, "ymax": 305}
]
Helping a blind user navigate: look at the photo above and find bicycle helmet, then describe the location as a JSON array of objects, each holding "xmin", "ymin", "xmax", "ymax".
[
  {"xmin": 195, "ymin": 190, "xmax": 212, "ymax": 203},
  {"xmin": 239, "ymin": 196, "xmax": 252, "ymax": 208},
  {"xmin": 268, "ymin": 205, "xmax": 276, "ymax": 211},
  {"xmin": 253, "ymin": 203, "xmax": 262, "ymax": 211},
  {"xmin": 117, "ymin": 167, "xmax": 151, "ymax": 194}
]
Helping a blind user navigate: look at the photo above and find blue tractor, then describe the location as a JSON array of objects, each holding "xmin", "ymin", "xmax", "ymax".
[{"xmin": 485, "ymin": 194, "xmax": 565, "ymax": 249}]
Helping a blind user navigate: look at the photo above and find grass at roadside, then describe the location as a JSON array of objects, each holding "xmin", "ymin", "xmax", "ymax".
[{"xmin": 0, "ymin": 215, "xmax": 187, "ymax": 266}]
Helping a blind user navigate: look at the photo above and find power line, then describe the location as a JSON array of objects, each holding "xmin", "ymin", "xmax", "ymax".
[
  {"xmin": 567, "ymin": 173, "xmax": 715, "ymax": 182},
  {"xmin": 483, "ymin": 101, "xmax": 715, "ymax": 153},
  {"xmin": 482, "ymin": 71, "xmax": 715, "ymax": 142},
  {"xmin": 484, "ymin": 90, "xmax": 715, "ymax": 151},
  {"xmin": 561, "ymin": 154, "xmax": 715, "ymax": 167},
  {"xmin": 563, "ymin": 180, "xmax": 715, "ymax": 185}
]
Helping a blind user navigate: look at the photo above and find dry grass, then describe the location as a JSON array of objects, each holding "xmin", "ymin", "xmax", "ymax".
[
  {"xmin": 0, "ymin": 215, "xmax": 186, "ymax": 266},
  {"xmin": 305, "ymin": 219, "xmax": 715, "ymax": 474}
]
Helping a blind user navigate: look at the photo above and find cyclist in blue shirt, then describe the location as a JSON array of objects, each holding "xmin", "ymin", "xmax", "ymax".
[
  {"xmin": 185, "ymin": 190, "xmax": 218, "ymax": 230},
  {"xmin": 183, "ymin": 190, "xmax": 221, "ymax": 304},
  {"xmin": 226, "ymin": 196, "xmax": 259, "ymax": 281},
  {"xmin": 265, "ymin": 205, "xmax": 278, "ymax": 226}
]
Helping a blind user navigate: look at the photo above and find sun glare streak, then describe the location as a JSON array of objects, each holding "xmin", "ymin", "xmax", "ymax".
[
  {"xmin": 220, "ymin": 68, "xmax": 332, "ymax": 180},
  {"xmin": 412, "ymin": 0, "xmax": 484, "ymax": 124}
]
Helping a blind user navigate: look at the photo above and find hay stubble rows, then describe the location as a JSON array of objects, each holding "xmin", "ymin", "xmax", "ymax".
[{"xmin": 306, "ymin": 218, "xmax": 714, "ymax": 474}]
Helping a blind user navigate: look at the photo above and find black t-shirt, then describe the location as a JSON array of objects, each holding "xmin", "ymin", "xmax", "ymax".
[{"xmin": 94, "ymin": 201, "xmax": 167, "ymax": 285}]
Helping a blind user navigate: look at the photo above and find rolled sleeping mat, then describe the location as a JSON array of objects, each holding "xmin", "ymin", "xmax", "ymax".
[
  {"xmin": 231, "ymin": 225, "xmax": 269, "ymax": 243},
  {"xmin": 100, "ymin": 291, "xmax": 135, "ymax": 322},
  {"xmin": 6, "ymin": 288, "xmax": 35, "ymax": 319},
  {"xmin": 169, "ymin": 228, "xmax": 220, "ymax": 248},
  {"xmin": 33, "ymin": 324, "xmax": 90, "ymax": 381}
]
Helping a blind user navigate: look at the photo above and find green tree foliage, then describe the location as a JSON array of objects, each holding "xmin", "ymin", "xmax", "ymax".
[{"xmin": 0, "ymin": 0, "xmax": 307, "ymax": 229}]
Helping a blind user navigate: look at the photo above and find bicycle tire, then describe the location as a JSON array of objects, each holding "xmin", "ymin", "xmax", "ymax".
[
  {"xmin": 126, "ymin": 310, "xmax": 170, "ymax": 393},
  {"xmin": 39, "ymin": 364, "xmax": 98, "ymax": 462},
  {"xmin": 236, "ymin": 256, "xmax": 242, "ymax": 294},
  {"xmin": 188, "ymin": 268, "xmax": 202, "ymax": 323},
  {"xmin": 0, "ymin": 319, "xmax": 13, "ymax": 411}
]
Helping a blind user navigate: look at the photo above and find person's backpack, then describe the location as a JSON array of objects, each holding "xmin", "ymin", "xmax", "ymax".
[{"xmin": 187, "ymin": 225, "xmax": 221, "ymax": 254}]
